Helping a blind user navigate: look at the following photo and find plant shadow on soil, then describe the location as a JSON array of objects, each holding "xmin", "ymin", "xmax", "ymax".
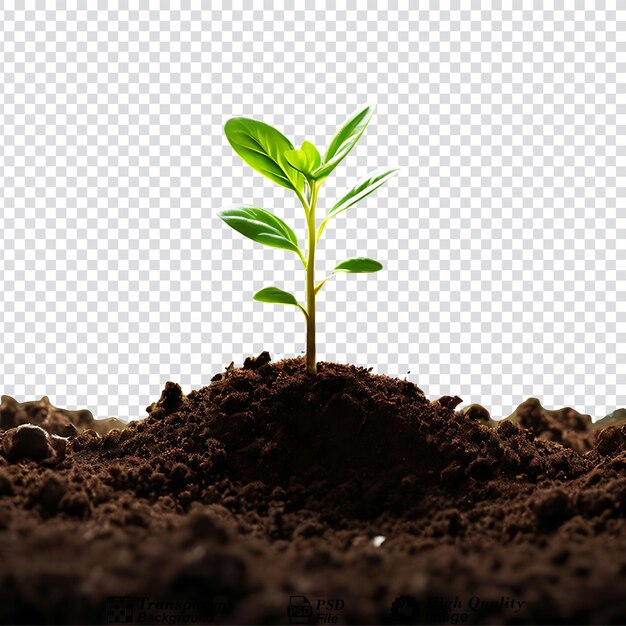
[{"xmin": 1, "ymin": 353, "xmax": 626, "ymax": 624}]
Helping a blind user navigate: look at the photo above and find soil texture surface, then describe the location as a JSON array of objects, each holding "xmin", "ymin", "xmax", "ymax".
[{"xmin": 1, "ymin": 355, "xmax": 626, "ymax": 625}]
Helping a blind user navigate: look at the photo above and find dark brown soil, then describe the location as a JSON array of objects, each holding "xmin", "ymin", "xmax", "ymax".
[{"xmin": 1, "ymin": 355, "xmax": 626, "ymax": 625}]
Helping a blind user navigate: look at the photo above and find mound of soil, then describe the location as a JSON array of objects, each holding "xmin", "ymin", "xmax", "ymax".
[{"xmin": 1, "ymin": 355, "xmax": 626, "ymax": 624}]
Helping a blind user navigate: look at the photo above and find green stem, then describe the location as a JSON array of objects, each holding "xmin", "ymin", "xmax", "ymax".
[
  {"xmin": 306, "ymin": 181, "xmax": 319, "ymax": 375},
  {"xmin": 295, "ymin": 189, "xmax": 309, "ymax": 219}
]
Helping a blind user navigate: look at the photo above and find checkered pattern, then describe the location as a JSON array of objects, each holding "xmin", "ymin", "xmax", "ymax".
[
  {"xmin": 106, "ymin": 597, "xmax": 134, "ymax": 624},
  {"xmin": 1, "ymin": 5, "xmax": 624, "ymax": 421}
]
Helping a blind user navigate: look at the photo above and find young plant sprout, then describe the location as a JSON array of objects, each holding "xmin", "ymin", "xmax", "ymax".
[{"xmin": 220, "ymin": 105, "xmax": 396, "ymax": 375}]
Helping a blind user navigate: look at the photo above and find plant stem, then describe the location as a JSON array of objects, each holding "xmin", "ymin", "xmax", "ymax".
[{"xmin": 306, "ymin": 181, "xmax": 319, "ymax": 375}]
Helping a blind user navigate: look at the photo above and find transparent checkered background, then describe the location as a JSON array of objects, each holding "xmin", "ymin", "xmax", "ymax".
[{"xmin": 1, "ymin": 3, "xmax": 624, "ymax": 421}]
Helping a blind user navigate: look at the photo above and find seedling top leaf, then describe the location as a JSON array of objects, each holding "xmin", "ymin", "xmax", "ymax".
[
  {"xmin": 285, "ymin": 141, "xmax": 322, "ymax": 177},
  {"xmin": 220, "ymin": 105, "xmax": 396, "ymax": 374}
]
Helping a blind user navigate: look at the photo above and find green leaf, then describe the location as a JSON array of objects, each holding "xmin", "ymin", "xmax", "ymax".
[
  {"xmin": 329, "ymin": 168, "xmax": 397, "ymax": 218},
  {"xmin": 313, "ymin": 105, "xmax": 375, "ymax": 180},
  {"xmin": 284, "ymin": 141, "xmax": 321, "ymax": 176},
  {"xmin": 224, "ymin": 117, "xmax": 304, "ymax": 192},
  {"xmin": 316, "ymin": 168, "xmax": 397, "ymax": 241},
  {"xmin": 253, "ymin": 286, "xmax": 307, "ymax": 317},
  {"xmin": 333, "ymin": 257, "xmax": 383, "ymax": 273},
  {"xmin": 219, "ymin": 205, "xmax": 304, "ymax": 261},
  {"xmin": 253, "ymin": 286, "xmax": 300, "ymax": 306}
]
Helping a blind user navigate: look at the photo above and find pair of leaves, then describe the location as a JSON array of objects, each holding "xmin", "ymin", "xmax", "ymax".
[
  {"xmin": 255, "ymin": 257, "xmax": 382, "ymax": 312},
  {"xmin": 219, "ymin": 205, "xmax": 304, "ymax": 264},
  {"xmin": 218, "ymin": 171, "xmax": 396, "ymax": 258},
  {"xmin": 224, "ymin": 105, "xmax": 374, "ymax": 188}
]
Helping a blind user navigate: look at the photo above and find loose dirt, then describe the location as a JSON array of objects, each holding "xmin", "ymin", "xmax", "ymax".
[{"xmin": 1, "ymin": 355, "xmax": 626, "ymax": 624}]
